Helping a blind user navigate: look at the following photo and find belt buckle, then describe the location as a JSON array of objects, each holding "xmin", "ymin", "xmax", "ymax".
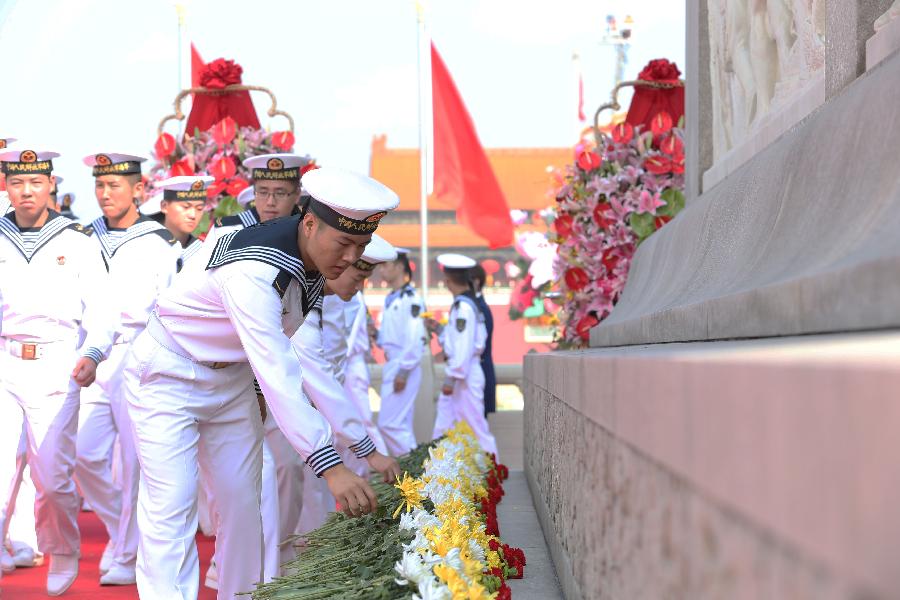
[
  {"xmin": 21, "ymin": 343, "xmax": 37, "ymax": 360},
  {"xmin": 209, "ymin": 361, "xmax": 229, "ymax": 370}
]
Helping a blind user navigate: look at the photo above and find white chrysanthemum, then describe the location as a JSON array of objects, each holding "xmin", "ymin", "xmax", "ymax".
[
  {"xmin": 468, "ymin": 538, "xmax": 486, "ymax": 562},
  {"xmin": 403, "ymin": 530, "xmax": 430, "ymax": 553},
  {"xmin": 442, "ymin": 547, "xmax": 465, "ymax": 573},
  {"xmin": 399, "ymin": 510, "xmax": 417, "ymax": 532},
  {"xmin": 413, "ymin": 575, "xmax": 451, "ymax": 600},
  {"xmin": 412, "ymin": 509, "xmax": 441, "ymax": 531},
  {"xmin": 395, "ymin": 550, "xmax": 430, "ymax": 586}
]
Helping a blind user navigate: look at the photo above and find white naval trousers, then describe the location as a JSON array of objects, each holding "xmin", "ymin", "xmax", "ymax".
[
  {"xmin": 343, "ymin": 354, "xmax": 388, "ymax": 455},
  {"xmin": 295, "ymin": 466, "xmax": 333, "ymax": 538},
  {"xmin": 0, "ymin": 338, "xmax": 82, "ymax": 560},
  {"xmin": 124, "ymin": 331, "xmax": 264, "ymax": 600},
  {"xmin": 5, "ymin": 425, "xmax": 39, "ymax": 552},
  {"xmin": 432, "ymin": 360, "xmax": 498, "ymax": 456},
  {"xmin": 262, "ymin": 419, "xmax": 307, "ymax": 565},
  {"xmin": 76, "ymin": 341, "xmax": 139, "ymax": 569},
  {"xmin": 377, "ymin": 360, "xmax": 422, "ymax": 456}
]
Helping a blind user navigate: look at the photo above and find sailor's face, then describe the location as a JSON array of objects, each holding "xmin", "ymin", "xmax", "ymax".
[
  {"xmin": 162, "ymin": 200, "xmax": 205, "ymax": 236},
  {"xmin": 254, "ymin": 180, "xmax": 299, "ymax": 222},
  {"xmin": 308, "ymin": 217, "xmax": 371, "ymax": 279},
  {"xmin": 95, "ymin": 175, "xmax": 140, "ymax": 220},
  {"xmin": 326, "ymin": 266, "xmax": 367, "ymax": 300},
  {"xmin": 7, "ymin": 174, "xmax": 52, "ymax": 219}
]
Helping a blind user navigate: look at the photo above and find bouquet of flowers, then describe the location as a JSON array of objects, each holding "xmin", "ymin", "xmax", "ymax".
[
  {"xmin": 148, "ymin": 118, "xmax": 312, "ymax": 232},
  {"xmin": 553, "ymin": 112, "xmax": 685, "ymax": 348}
]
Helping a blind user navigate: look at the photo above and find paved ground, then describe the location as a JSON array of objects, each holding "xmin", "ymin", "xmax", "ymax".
[{"xmin": 497, "ymin": 470, "xmax": 564, "ymax": 599}]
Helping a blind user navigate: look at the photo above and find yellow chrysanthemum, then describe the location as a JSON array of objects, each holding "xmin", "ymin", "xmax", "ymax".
[{"xmin": 393, "ymin": 472, "xmax": 425, "ymax": 518}]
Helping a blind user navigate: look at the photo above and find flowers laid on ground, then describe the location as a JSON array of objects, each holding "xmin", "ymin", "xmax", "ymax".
[
  {"xmin": 252, "ymin": 421, "xmax": 524, "ymax": 600},
  {"xmin": 148, "ymin": 120, "xmax": 313, "ymax": 232}
]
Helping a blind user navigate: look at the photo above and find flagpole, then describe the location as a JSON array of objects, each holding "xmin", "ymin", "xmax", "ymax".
[{"xmin": 415, "ymin": 0, "xmax": 432, "ymax": 305}]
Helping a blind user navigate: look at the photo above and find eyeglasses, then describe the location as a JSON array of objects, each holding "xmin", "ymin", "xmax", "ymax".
[{"xmin": 255, "ymin": 190, "xmax": 293, "ymax": 201}]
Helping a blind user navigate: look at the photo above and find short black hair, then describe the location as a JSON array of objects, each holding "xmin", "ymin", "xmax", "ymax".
[
  {"xmin": 444, "ymin": 268, "xmax": 471, "ymax": 289},
  {"xmin": 396, "ymin": 253, "xmax": 412, "ymax": 279},
  {"xmin": 470, "ymin": 264, "xmax": 486, "ymax": 290},
  {"xmin": 124, "ymin": 173, "xmax": 143, "ymax": 186}
]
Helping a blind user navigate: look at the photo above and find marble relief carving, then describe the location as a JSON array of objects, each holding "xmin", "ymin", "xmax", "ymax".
[{"xmin": 708, "ymin": 0, "xmax": 825, "ymax": 160}]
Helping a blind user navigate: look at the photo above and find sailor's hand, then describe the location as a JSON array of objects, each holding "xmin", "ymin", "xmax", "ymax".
[
  {"xmin": 393, "ymin": 373, "xmax": 408, "ymax": 392},
  {"xmin": 323, "ymin": 464, "xmax": 378, "ymax": 518},
  {"xmin": 366, "ymin": 451, "xmax": 402, "ymax": 483},
  {"xmin": 257, "ymin": 395, "xmax": 267, "ymax": 422},
  {"xmin": 72, "ymin": 357, "xmax": 98, "ymax": 387},
  {"xmin": 441, "ymin": 377, "xmax": 455, "ymax": 396}
]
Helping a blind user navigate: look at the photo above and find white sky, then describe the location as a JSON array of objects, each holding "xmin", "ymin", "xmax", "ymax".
[{"xmin": 0, "ymin": 0, "xmax": 684, "ymax": 222}]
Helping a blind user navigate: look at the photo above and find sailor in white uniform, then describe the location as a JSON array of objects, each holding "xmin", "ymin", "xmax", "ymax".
[
  {"xmin": 431, "ymin": 254, "xmax": 498, "ymax": 456},
  {"xmin": 294, "ymin": 234, "xmax": 402, "ymax": 535},
  {"xmin": 75, "ymin": 153, "xmax": 181, "ymax": 585},
  {"xmin": 123, "ymin": 166, "xmax": 398, "ymax": 600},
  {"xmin": 376, "ymin": 248, "xmax": 427, "ymax": 455},
  {"xmin": 0, "ymin": 149, "xmax": 116, "ymax": 595},
  {"xmin": 138, "ymin": 176, "xmax": 213, "ymax": 272}
]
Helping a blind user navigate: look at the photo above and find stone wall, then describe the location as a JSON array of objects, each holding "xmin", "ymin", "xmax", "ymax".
[{"xmin": 525, "ymin": 334, "xmax": 900, "ymax": 599}]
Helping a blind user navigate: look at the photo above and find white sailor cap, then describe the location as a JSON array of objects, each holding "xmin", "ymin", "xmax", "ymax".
[
  {"xmin": 83, "ymin": 153, "xmax": 146, "ymax": 177},
  {"xmin": 155, "ymin": 175, "xmax": 215, "ymax": 202},
  {"xmin": 243, "ymin": 153, "xmax": 312, "ymax": 182},
  {"xmin": 353, "ymin": 233, "xmax": 397, "ymax": 275},
  {"xmin": 0, "ymin": 138, "xmax": 17, "ymax": 150},
  {"xmin": 437, "ymin": 253, "xmax": 477, "ymax": 271},
  {"xmin": 301, "ymin": 167, "xmax": 399, "ymax": 235},
  {"xmin": 52, "ymin": 175, "xmax": 64, "ymax": 193},
  {"xmin": 394, "ymin": 247, "xmax": 411, "ymax": 255},
  {"xmin": 237, "ymin": 186, "xmax": 255, "ymax": 207},
  {"xmin": 138, "ymin": 190, "xmax": 164, "ymax": 216},
  {"xmin": 0, "ymin": 149, "xmax": 59, "ymax": 175}
]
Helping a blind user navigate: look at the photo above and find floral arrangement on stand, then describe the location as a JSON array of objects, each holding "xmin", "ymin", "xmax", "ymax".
[
  {"xmin": 148, "ymin": 119, "xmax": 309, "ymax": 234},
  {"xmin": 252, "ymin": 421, "xmax": 525, "ymax": 600},
  {"xmin": 506, "ymin": 209, "xmax": 561, "ymax": 330}
]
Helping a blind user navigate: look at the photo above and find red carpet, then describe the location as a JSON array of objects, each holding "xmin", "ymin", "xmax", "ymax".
[{"xmin": 1, "ymin": 511, "xmax": 217, "ymax": 599}]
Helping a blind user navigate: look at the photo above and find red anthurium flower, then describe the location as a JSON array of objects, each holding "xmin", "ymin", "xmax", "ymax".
[
  {"xmin": 564, "ymin": 267, "xmax": 589, "ymax": 291},
  {"xmin": 270, "ymin": 131, "xmax": 295, "ymax": 151},
  {"xmin": 576, "ymin": 151, "xmax": 601, "ymax": 172},
  {"xmin": 593, "ymin": 202, "xmax": 615, "ymax": 229},
  {"xmin": 650, "ymin": 111, "xmax": 673, "ymax": 137},
  {"xmin": 206, "ymin": 180, "xmax": 228, "ymax": 199},
  {"xmin": 554, "ymin": 213, "xmax": 574, "ymax": 238},
  {"xmin": 671, "ymin": 153, "xmax": 685, "ymax": 174},
  {"xmin": 211, "ymin": 117, "xmax": 238, "ymax": 147},
  {"xmin": 209, "ymin": 156, "xmax": 237, "ymax": 181},
  {"xmin": 576, "ymin": 314, "xmax": 599, "ymax": 341},
  {"xmin": 654, "ymin": 214, "xmax": 673, "ymax": 229},
  {"xmin": 169, "ymin": 158, "xmax": 194, "ymax": 177},
  {"xmin": 602, "ymin": 250, "xmax": 619, "ymax": 272},
  {"xmin": 155, "ymin": 133, "xmax": 176, "ymax": 158},
  {"xmin": 659, "ymin": 134, "xmax": 684, "ymax": 156},
  {"xmin": 643, "ymin": 155, "xmax": 672, "ymax": 175},
  {"xmin": 226, "ymin": 177, "xmax": 250, "ymax": 197},
  {"xmin": 300, "ymin": 162, "xmax": 319, "ymax": 176},
  {"xmin": 611, "ymin": 122, "xmax": 633, "ymax": 144}
]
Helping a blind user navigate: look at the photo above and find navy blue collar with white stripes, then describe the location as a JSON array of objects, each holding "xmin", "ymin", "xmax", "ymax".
[
  {"xmin": 91, "ymin": 214, "xmax": 168, "ymax": 259},
  {"xmin": 0, "ymin": 210, "xmax": 73, "ymax": 262}
]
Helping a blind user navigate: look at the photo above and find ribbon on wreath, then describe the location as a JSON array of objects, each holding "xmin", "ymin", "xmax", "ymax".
[{"xmin": 184, "ymin": 58, "xmax": 261, "ymax": 134}]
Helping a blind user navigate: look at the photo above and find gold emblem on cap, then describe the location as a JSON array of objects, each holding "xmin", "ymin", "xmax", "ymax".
[
  {"xmin": 267, "ymin": 158, "xmax": 284, "ymax": 171},
  {"xmin": 191, "ymin": 180, "xmax": 204, "ymax": 191},
  {"xmin": 19, "ymin": 150, "xmax": 37, "ymax": 163},
  {"xmin": 0, "ymin": 140, "xmax": 6, "ymax": 150},
  {"xmin": 365, "ymin": 211, "xmax": 388, "ymax": 223},
  {"xmin": 95, "ymin": 154, "xmax": 112, "ymax": 166}
]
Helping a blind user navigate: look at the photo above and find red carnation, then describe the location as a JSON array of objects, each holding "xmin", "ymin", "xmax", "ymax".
[
  {"xmin": 564, "ymin": 267, "xmax": 589, "ymax": 292},
  {"xmin": 611, "ymin": 122, "xmax": 633, "ymax": 144},
  {"xmin": 155, "ymin": 133, "xmax": 176, "ymax": 158},
  {"xmin": 200, "ymin": 58, "xmax": 243, "ymax": 89},
  {"xmin": 270, "ymin": 131, "xmax": 295, "ymax": 151},
  {"xmin": 643, "ymin": 155, "xmax": 672, "ymax": 175},
  {"xmin": 638, "ymin": 58, "xmax": 681, "ymax": 83},
  {"xmin": 576, "ymin": 151, "xmax": 601, "ymax": 172},
  {"xmin": 211, "ymin": 117, "xmax": 237, "ymax": 147},
  {"xmin": 576, "ymin": 314, "xmax": 599, "ymax": 341},
  {"xmin": 496, "ymin": 583, "xmax": 512, "ymax": 600},
  {"xmin": 489, "ymin": 538, "xmax": 501, "ymax": 552}
]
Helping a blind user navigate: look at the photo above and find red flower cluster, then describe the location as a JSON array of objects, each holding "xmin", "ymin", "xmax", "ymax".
[
  {"xmin": 638, "ymin": 58, "xmax": 682, "ymax": 83},
  {"xmin": 200, "ymin": 58, "xmax": 243, "ymax": 89}
]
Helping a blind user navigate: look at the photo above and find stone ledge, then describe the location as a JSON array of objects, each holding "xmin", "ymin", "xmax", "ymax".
[
  {"xmin": 526, "ymin": 333, "xmax": 900, "ymax": 596},
  {"xmin": 867, "ymin": 13, "xmax": 900, "ymax": 71},
  {"xmin": 592, "ymin": 47, "xmax": 900, "ymax": 349}
]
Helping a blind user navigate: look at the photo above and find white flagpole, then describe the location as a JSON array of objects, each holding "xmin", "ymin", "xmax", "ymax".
[{"xmin": 415, "ymin": 0, "xmax": 432, "ymax": 305}]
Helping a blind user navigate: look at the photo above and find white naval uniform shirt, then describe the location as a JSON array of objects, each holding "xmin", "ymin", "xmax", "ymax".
[
  {"xmin": 294, "ymin": 303, "xmax": 377, "ymax": 459},
  {"xmin": 344, "ymin": 291, "xmax": 370, "ymax": 361},
  {"xmin": 0, "ymin": 211, "xmax": 115, "ymax": 361},
  {"xmin": 0, "ymin": 194, "xmax": 10, "ymax": 215},
  {"xmin": 154, "ymin": 215, "xmax": 340, "ymax": 475},
  {"xmin": 88, "ymin": 215, "xmax": 179, "ymax": 343},
  {"xmin": 439, "ymin": 292, "xmax": 486, "ymax": 380},
  {"xmin": 378, "ymin": 283, "xmax": 426, "ymax": 372},
  {"xmin": 175, "ymin": 235, "xmax": 204, "ymax": 274},
  {"xmin": 178, "ymin": 208, "xmax": 261, "ymax": 277}
]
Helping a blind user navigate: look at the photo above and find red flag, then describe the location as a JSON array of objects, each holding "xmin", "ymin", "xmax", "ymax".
[
  {"xmin": 578, "ymin": 72, "xmax": 586, "ymax": 122},
  {"xmin": 431, "ymin": 43, "xmax": 513, "ymax": 249},
  {"xmin": 191, "ymin": 43, "xmax": 204, "ymax": 88}
]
